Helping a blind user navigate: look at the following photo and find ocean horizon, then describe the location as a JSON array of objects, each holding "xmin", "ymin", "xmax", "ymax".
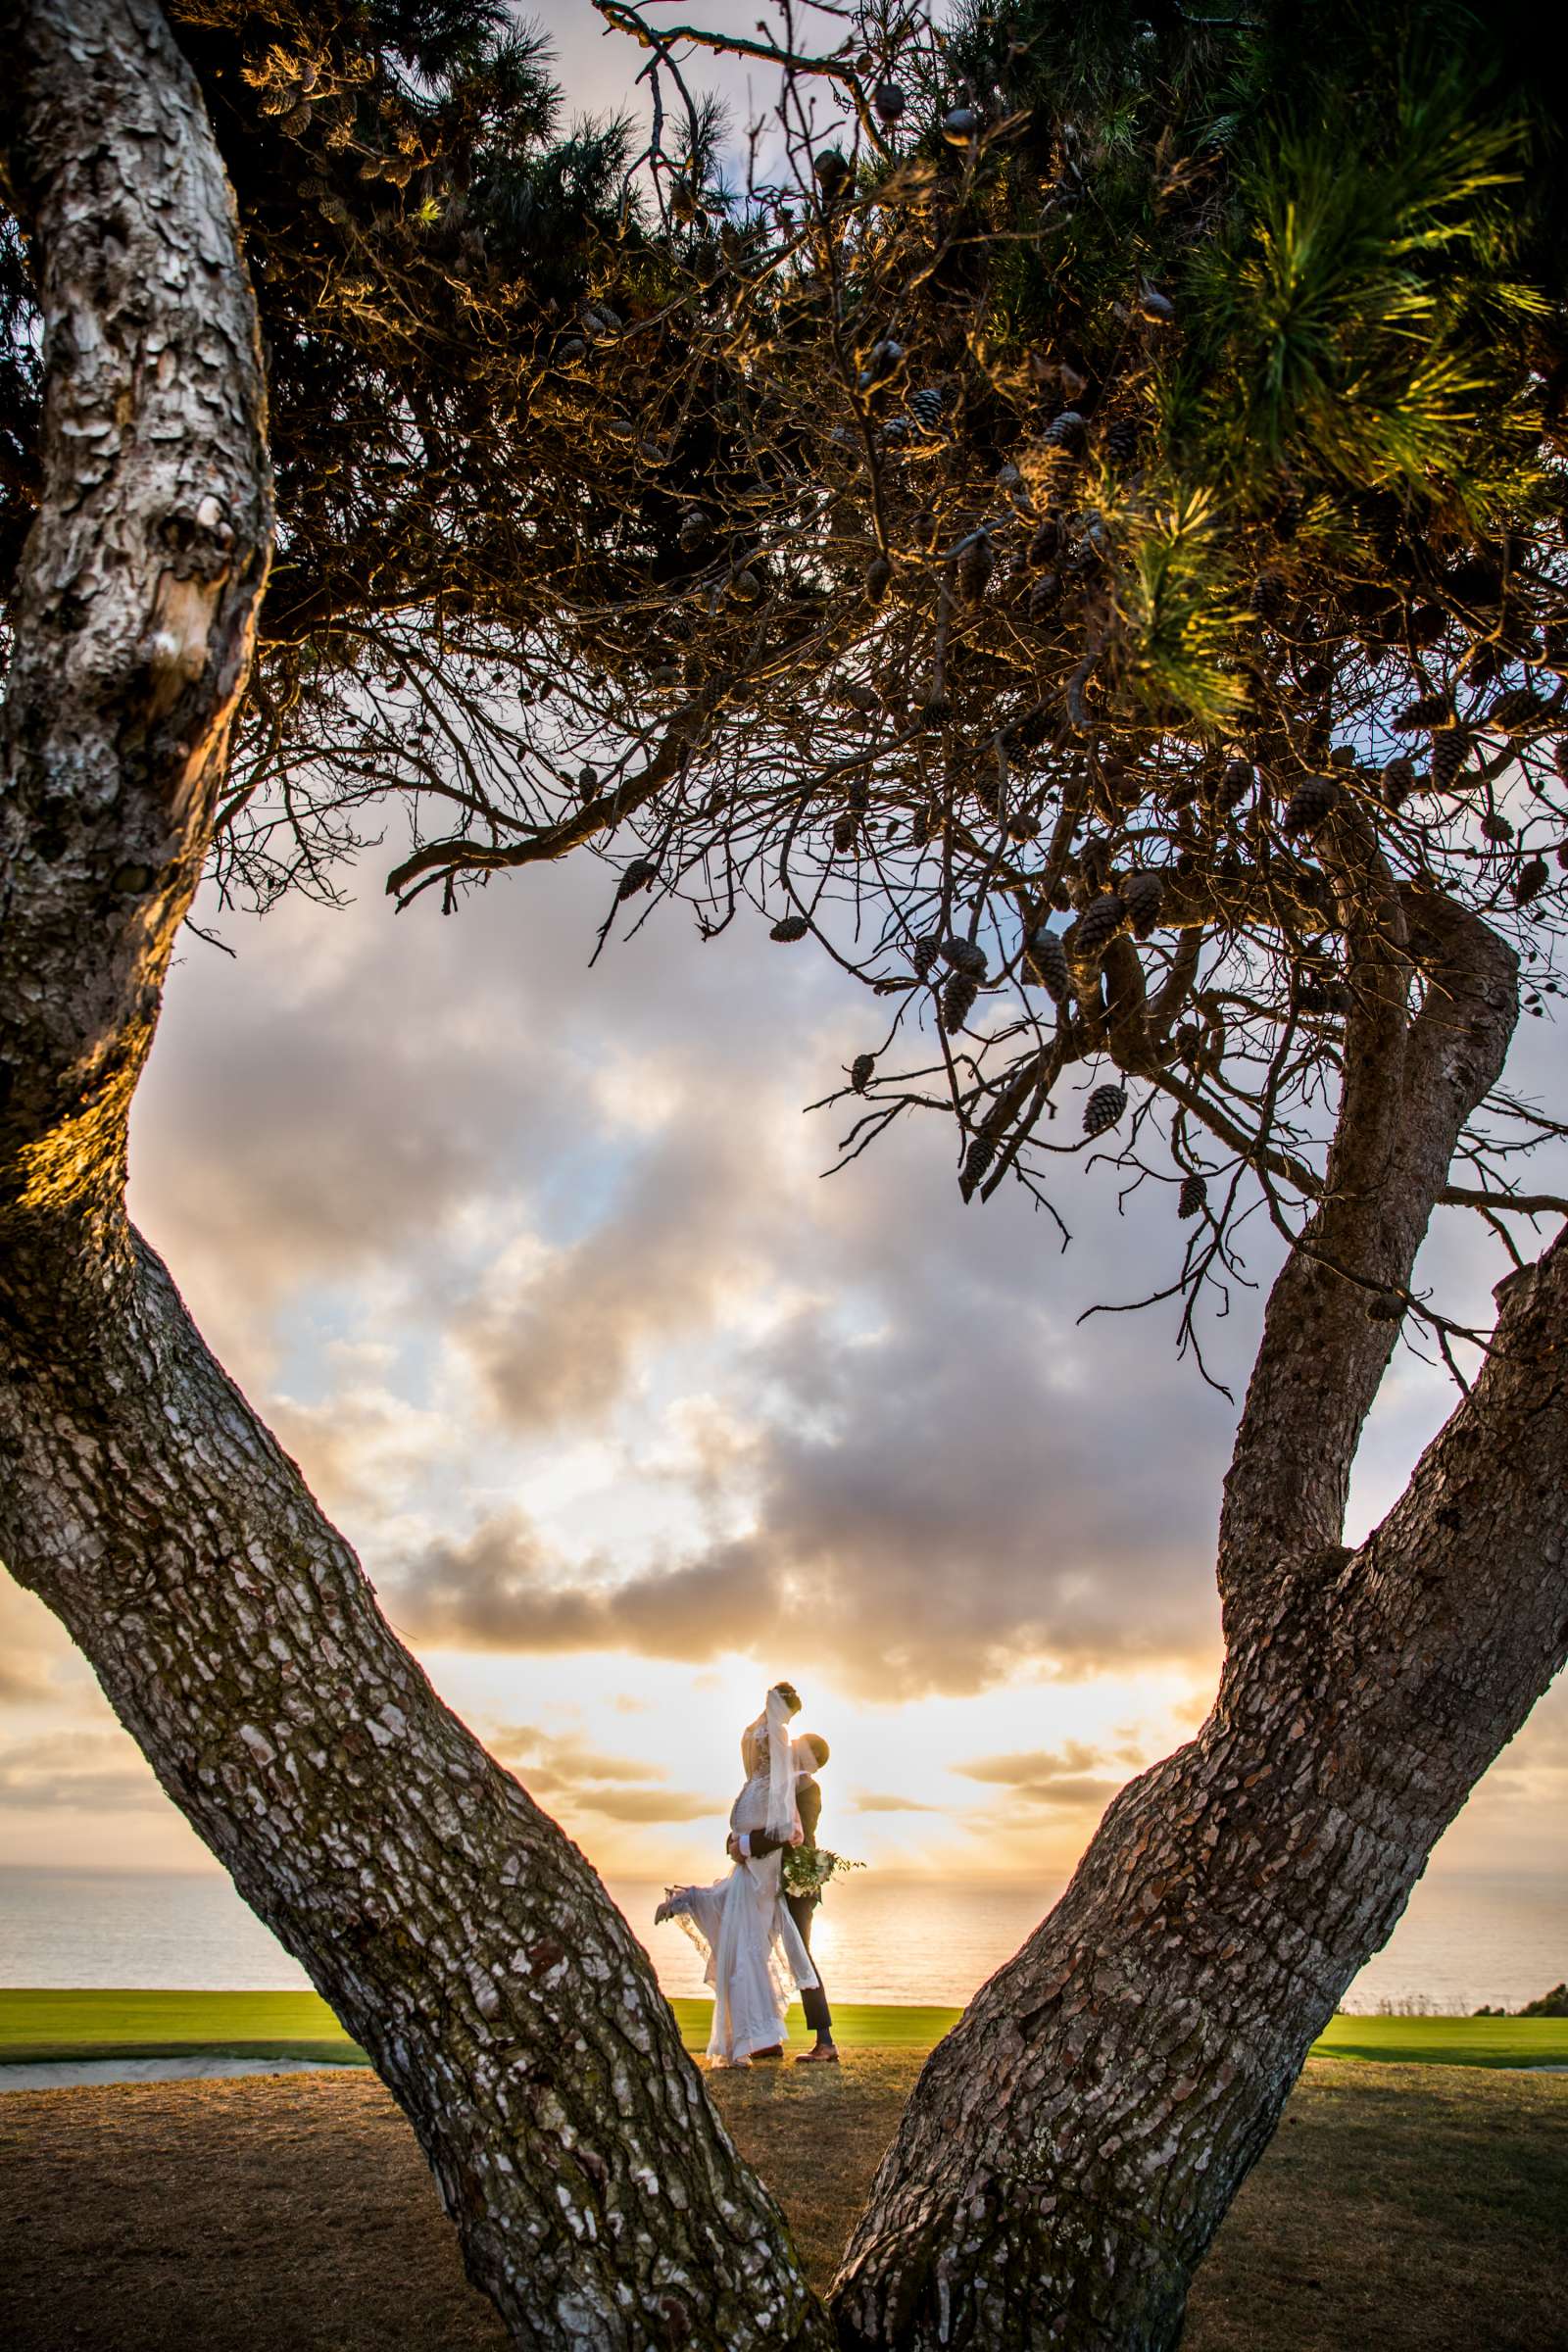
[{"xmin": 2, "ymin": 1862, "xmax": 1561, "ymax": 2017}]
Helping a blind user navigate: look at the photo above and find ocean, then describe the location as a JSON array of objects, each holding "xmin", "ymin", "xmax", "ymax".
[{"xmin": 1, "ymin": 1863, "xmax": 1561, "ymax": 2016}]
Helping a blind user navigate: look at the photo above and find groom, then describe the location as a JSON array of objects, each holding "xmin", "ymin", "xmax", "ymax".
[{"xmin": 729, "ymin": 1720, "xmax": 839, "ymax": 2065}]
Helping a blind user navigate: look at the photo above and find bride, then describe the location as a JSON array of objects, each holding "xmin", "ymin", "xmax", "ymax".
[{"xmin": 656, "ymin": 1682, "xmax": 820, "ymax": 2066}]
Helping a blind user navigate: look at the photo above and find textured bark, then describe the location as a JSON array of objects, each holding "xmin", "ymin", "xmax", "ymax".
[
  {"xmin": 830, "ymin": 857, "xmax": 1568, "ymax": 2348},
  {"xmin": 5, "ymin": 1234, "xmax": 827, "ymax": 2351},
  {"xmin": 0, "ymin": 8, "xmax": 828, "ymax": 2348}
]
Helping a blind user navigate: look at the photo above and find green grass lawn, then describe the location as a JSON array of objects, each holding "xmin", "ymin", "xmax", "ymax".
[{"xmin": 3, "ymin": 1988, "xmax": 1566, "ymax": 2069}]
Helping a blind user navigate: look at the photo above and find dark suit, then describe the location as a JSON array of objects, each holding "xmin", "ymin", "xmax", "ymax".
[{"xmin": 746, "ymin": 1774, "xmax": 832, "ymax": 2037}]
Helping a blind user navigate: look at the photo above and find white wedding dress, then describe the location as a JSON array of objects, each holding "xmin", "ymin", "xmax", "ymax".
[{"xmin": 657, "ymin": 1690, "xmax": 819, "ymax": 2065}]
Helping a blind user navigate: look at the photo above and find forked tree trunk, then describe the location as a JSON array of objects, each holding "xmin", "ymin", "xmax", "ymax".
[
  {"xmin": 833, "ymin": 1242, "xmax": 1568, "ymax": 2348},
  {"xmin": 0, "ymin": 6, "xmax": 827, "ymax": 2347},
  {"xmin": 832, "ymin": 886, "xmax": 1568, "ymax": 2348},
  {"xmin": 3, "ymin": 10, "xmax": 1565, "ymax": 2352}
]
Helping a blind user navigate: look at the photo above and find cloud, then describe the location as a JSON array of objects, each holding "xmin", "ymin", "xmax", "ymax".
[
  {"xmin": 0, "ymin": 1582, "xmax": 75, "ymax": 1706},
  {"xmin": 122, "ymin": 796, "xmax": 1251, "ymax": 1712},
  {"xmin": 0, "ymin": 1730, "xmax": 163, "ymax": 1811},
  {"xmin": 389, "ymin": 1193, "xmax": 1233, "ymax": 1697},
  {"xmin": 268, "ymin": 1380, "xmax": 451, "ymax": 1518},
  {"xmin": 454, "ymin": 1093, "xmax": 806, "ymax": 1435},
  {"xmin": 571, "ymin": 1787, "xmax": 716, "ymax": 1823},
  {"xmin": 955, "ymin": 1741, "xmax": 1129, "ymax": 1810},
  {"xmin": 488, "ymin": 1721, "xmax": 665, "ymax": 1788},
  {"xmin": 851, "ymin": 1791, "xmax": 941, "ymax": 1813},
  {"xmin": 486, "ymin": 1720, "xmax": 714, "ymax": 1825}
]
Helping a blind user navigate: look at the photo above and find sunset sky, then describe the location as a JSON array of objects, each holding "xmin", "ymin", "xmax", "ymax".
[
  {"xmin": 0, "ymin": 3, "xmax": 1564, "ymax": 1907},
  {"xmin": 2, "ymin": 825, "xmax": 1563, "ymax": 1893}
]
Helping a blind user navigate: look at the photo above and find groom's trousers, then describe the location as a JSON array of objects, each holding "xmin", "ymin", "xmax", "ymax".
[{"xmin": 788, "ymin": 1892, "xmax": 832, "ymax": 2037}]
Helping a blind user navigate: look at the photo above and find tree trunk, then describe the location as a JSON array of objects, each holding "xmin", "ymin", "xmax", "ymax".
[
  {"xmin": 833, "ymin": 1249, "xmax": 1568, "ymax": 2347},
  {"xmin": 831, "ymin": 874, "xmax": 1568, "ymax": 2350},
  {"xmin": 0, "ymin": 7, "xmax": 828, "ymax": 2346},
  {"xmin": 6, "ymin": 1232, "xmax": 828, "ymax": 2351}
]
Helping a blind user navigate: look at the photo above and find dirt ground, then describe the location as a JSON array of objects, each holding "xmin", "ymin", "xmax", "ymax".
[{"xmin": 2, "ymin": 2054, "xmax": 1563, "ymax": 2350}]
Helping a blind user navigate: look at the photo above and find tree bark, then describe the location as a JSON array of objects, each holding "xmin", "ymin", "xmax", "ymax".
[
  {"xmin": 830, "ymin": 863, "xmax": 1568, "ymax": 2349},
  {"xmin": 0, "ymin": 7, "xmax": 828, "ymax": 2347}
]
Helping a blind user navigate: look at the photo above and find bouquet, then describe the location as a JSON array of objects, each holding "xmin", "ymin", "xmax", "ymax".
[{"xmin": 782, "ymin": 1845, "xmax": 863, "ymax": 1900}]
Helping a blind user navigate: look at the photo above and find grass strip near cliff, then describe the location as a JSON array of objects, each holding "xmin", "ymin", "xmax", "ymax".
[{"xmin": 4, "ymin": 1987, "xmax": 1568, "ymax": 2069}]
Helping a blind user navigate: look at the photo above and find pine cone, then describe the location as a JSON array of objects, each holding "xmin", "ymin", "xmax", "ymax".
[
  {"xmin": 1084, "ymin": 1083, "xmax": 1128, "ymax": 1138},
  {"xmin": 847, "ymin": 779, "xmax": 871, "ymax": 815},
  {"xmin": 1480, "ymin": 810, "xmax": 1514, "ymax": 844},
  {"xmin": 1516, "ymin": 856, "xmax": 1549, "ymax": 906},
  {"xmin": 1215, "ymin": 759, "xmax": 1253, "ymax": 813},
  {"xmin": 615, "ymin": 858, "xmax": 657, "ymax": 902},
  {"xmin": 851, "ymin": 1053, "xmax": 875, "ymax": 1092},
  {"xmin": 1075, "ymin": 894, "xmax": 1127, "ymax": 958},
  {"xmin": 1028, "ymin": 516, "xmax": 1062, "ymax": 566},
  {"xmin": 942, "ymin": 970, "xmax": 980, "ymax": 1030},
  {"xmin": 1487, "ymin": 687, "xmax": 1546, "ymax": 731},
  {"xmin": 1178, "ymin": 1172, "xmax": 1207, "ymax": 1220},
  {"xmin": 942, "ymin": 106, "xmax": 982, "ymax": 142},
  {"xmin": 1430, "ymin": 729, "xmax": 1471, "ymax": 792},
  {"xmin": 908, "ymin": 385, "xmax": 946, "ymax": 432},
  {"xmin": 1041, "ymin": 410, "xmax": 1087, "ymax": 451},
  {"xmin": 911, "ymin": 932, "xmax": 941, "ymax": 977},
  {"xmin": 864, "ymin": 555, "xmax": 892, "ymax": 602},
  {"xmin": 1283, "ymin": 775, "xmax": 1342, "ymax": 837},
  {"xmin": 770, "ymin": 914, "xmax": 809, "ymax": 943},
  {"xmin": 1104, "ymin": 417, "xmax": 1140, "ymax": 465},
  {"xmin": 833, "ymin": 813, "xmax": 859, "ymax": 854},
  {"xmin": 814, "ymin": 149, "xmax": 853, "ymax": 198},
  {"xmin": 1250, "ymin": 570, "xmax": 1286, "ymax": 622},
  {"xmin": 942, "ymin": 936, "xmax": 989, "ymax": 979},
  {"xmin": 962, "ymin": 1135, "xmax": 995, "ymax": 1190},
  {"xmin": 1553, "ymin": 739, "xmax": 1568, "ymax": 783},
  {"xmin": 1024, "ymin": 926, "xmax": 1069, "ymax": 1001},
  {"xmin": 918, "ymin": 687, "xmax": 951, "ymax": 729},
  {"xmin": 1005, "ymin": 703, "xmax": 1053, "ymax": 750},
  {"xmin": 1174, "ymin": 1022, "xmax": 1202, "ymax": 1066},
  {"xmin": 957, "ymin": 534, "xmax": 995, "ymax": 606},
  {"xmin": 577, "ymin": 763, "xmax": 600, "ymax": 802},
  {"xmin": 873, "ymin": 78, "xmax": 906, "ymax": 122},
  {"xmin": 1382, "ymin": 756, "xmax": 1418, "ymax": 810},
  {"xmin": 1122, "ymin": 871, "xmax": 1164, "ymax": 940},
  {"xmin": 1395, "ymin": 691, "xmax": 1451, "ymax": 732},
  {"xmin": 1028, "ymin": 571, "xmax": 1061, "ymax": 621}
]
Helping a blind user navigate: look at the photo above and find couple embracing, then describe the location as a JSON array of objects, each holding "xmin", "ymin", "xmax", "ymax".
[{"xmin": 657, "ymin": 1681, "xmax": 839, "ymax": 2068}]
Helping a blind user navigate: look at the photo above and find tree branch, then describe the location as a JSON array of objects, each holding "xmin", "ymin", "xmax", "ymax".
[{"xmin": 1219, "ymin": 869, "xmax": 1517, "ymax": 1589}]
